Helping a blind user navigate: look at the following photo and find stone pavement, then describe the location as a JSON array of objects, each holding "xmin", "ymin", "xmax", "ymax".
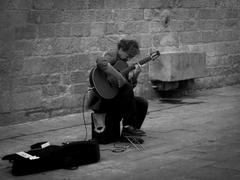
[{"xmin": 0, "ymin": 85, "xmax": 240, "ymax": 180}]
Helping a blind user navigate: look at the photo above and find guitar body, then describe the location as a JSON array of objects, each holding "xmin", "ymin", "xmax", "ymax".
[
  {"xmin": 90, "ymin": 61, "xmax": 128, "ymax": 99},
  {"xmin": 90, "ymin": 51, "xmax": 160, "ymax": 99}
]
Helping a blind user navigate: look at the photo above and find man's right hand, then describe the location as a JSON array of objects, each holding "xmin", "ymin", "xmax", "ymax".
[
  {"xmin": 107, "ymin": 75, "xmax": 119, "ymax": 87},
  {"xmin": 107, "ymin": 74, "xmax": 126, "ymax": 88}
]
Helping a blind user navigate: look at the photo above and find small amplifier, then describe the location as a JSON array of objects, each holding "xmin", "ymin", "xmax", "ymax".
[{"xmin": 91, "ymin": 113, "xmax": 120, "ymax": 144}]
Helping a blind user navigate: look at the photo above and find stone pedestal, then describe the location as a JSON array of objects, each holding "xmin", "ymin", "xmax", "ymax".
[{"xmin": 149, "ymin": 53, "xmax": 206, "ymax": 91}]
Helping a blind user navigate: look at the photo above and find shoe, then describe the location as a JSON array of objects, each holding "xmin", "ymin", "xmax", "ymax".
[
  {"xmin": 122, "ymin": 126, "xmax": 146, "ymax": 136},
  {"xmin": 135, "ymin": 129, "xmax": 146, "ymax": 135}
]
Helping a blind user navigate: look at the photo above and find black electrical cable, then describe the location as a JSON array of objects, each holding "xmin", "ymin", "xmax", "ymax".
[
  {"xmin": 100, "ymin": 143, "xmax": 130, "ymax": 153},
  {"xmin": 82, "ymin": 90, "xmax": 88, "ymax": 141}
]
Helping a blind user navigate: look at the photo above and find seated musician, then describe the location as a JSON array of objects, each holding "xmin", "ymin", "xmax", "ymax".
[{"xmin": 87, "ymin": 39, "xmax": 148, "ymax": 141}]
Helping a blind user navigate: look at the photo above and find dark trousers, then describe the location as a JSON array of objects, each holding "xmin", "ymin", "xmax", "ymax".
[{"xmin": 98, "ymin": 83, "xmax": 148, "ymax": 129}]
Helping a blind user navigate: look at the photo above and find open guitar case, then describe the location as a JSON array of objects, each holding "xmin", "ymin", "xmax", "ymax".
[{"xmin": 2, "ymin": 140, "xmax": 100, "ymax": 176}]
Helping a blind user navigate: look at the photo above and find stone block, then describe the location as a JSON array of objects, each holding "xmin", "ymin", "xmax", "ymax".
[
  {"xmin": 216, "ymin": 0, "xmax": 240, "ymax": 8},
  {"xmin": 104, "ymin": 0, "xmax": 128, "ymax": 9},
  {"xmin": 98, "ymin": 36, "xmax": 119, "ymax": 51},
  {"xmin": 7, "ymin": 0, "xmax": 31, "ymax": 10},
  {"xmin": 54, "ymin": 0, "xmax": 87, "ymax": 10},
  {"xmin": 153, "ymin": 32, "xmax": 179, "ymax": 47},
  {"xmin": 65, "ymin": 10, "xmax": 95, "ymax": 23},
  {"xmin": 21, "ymin": 57, "xmax": 43, "ymax": 75},
  {"xmin": 0, "ymin": 28, "xmax": 15, "ymax": 42},
  {"xmin": 26, "ymin": 111, "xmax": 49, "ymax": 122},
  {"xmin": 14, "ymin": 40, "xmax": 34, "ymax": 56},
  {"xmin": 53, "ymin": 0, "xmax": 71, "ymax": 9},
  {"xmin": 197, "ymin": 9, "xmax": 225, "ymax": 19},
  {"xmin": 196, "ymin": 20, "xmax": 221, "ymax": 31},
  {"xmin": 139, "ymin": 0, "xmax": 168, "ymax": 9},
  {"xmin": 0, "ymin": 74, "xmax": 11, "ymax": 91},
  {"xmin": 181, "ymin": 20, "xmax": 197, "ymax": 31},
  {"xmin": 15, "ymin": 25, "xmax": 37, "ymax": 40},
  {"xmin": 13, "ymin": 75, "xmax": 49, "ymax": 87},
  {"xmin": 216, "ymin": 30, "xmax": 238, "ymax": 42},
  {"xmin": 125, "ymin": 0, "xmax": 142, "ymax": 8},
  {"xmin": 170, "ymin": 9, "xmax": 197, "ymax": 20},
  {"xmin": 9, "ymin": 51, "xmax": 25, "ymax": 75},
  {"xmin": 42, "ymin": 96, "xmax": 65, "ymax": 110},
  {"xmin": 33, "ymin": 0, "xmax": 54, "ymax": 10},
  {"xmin": 224, "ymin": 19, "xmax": 238, "ymax": 29},
  {"xmin": 182, "ymin": 0, "xmax": 215, "ymax": 8},
  {"xmin": 201, "ymin": 31, "xmax": 218, "ymax": 43},
  {"xmin": 214, "ymin": 42, "xmax": 239, "ymax": 56},
  {"xmin": 70, "ymin": 71, "xmax": 88, "ymax": 83},
  {"xmin": 91, "ymin": 23, "xmax": 105, "ymax": 36},
  {"xmin": 70, "ymin": 37, "xmax": 82, "ymax": 53},
  {"xmin": 225, "ymin": 9, "xmax": 238, "ymax": 18},
  {"xmin": 79, "ymin": 37, "xmax": 99, "ymax": 52},
  {"xmin": 70, "ymin": 83, "xmax": 87, "ymax": 94},
  {"xmin": 42, "ymin": 84, "xmax": 68, "ymax": 97},
  {"xmin": 28, "ymin": 75, "xmax": 50, "ymax": 86},
  {"xmin": 105, "ymin": 23, "xmax": 119, "ymax": 35},
  {"xmin": 62, "ymin": 73, "xmax": 71, "ymax": 85},
  {"xmin": 0, "ymin": 11, "xmax": 28, "ymax": 28},
  {"xmin": 41, "ymin": 57, "xmax": 65, "ymax": 74},
  {"xmin": 43, "ymin": 94, "xmax": 82, "ymax": 110},
  {"xmin": 0, "ymin": 0, "xmax": 7, "ymax": 10},
  {"xmin": 48, "ymin": 74, "xmax": 61, "ymax": 84},
  {"xmin": 123, "ymin": 21, "xmax": 149, "ymax": 34},
  {"xmin": 139, "ymin": 34, "xmax": 152, "ymax": 48},
  {"xmin": 71, "ymin": 23, "xmax": 91, "ymax": 37},
  {"xmin": 0, "ymin": 91, "xmax": 11, "ymax": 113},
  {"xmin": 28, "ymin": 10, "xmax": 64, "ymax": 24},
  {"xmin": 38, "ymin": 24, "xmax": 55, "ymax": 38},
  {"xmin": 113, "ymin": 9, "xmax": 144, "ymax": 21},
  {"xmin": 52, "ymin": 37, "xmax": 73, "ymax": 54},
  {"xmin": 63, "ymin": 94, "xmax": 82, "ymax": 108},
  {"xmin": 67, "ymin": 54, "xmax": 91, "ymax": 71},
  {"xmin": 129, "ymin": 34, "xmax": 152, "ymax": 49},
  {"xmin": 32, "ymin": 39, "xmax": 54, "ymax": 56},
  {"xmin": 88, "ymin": 0, "xmax": 105, "ymax": 9},
  {"xmin": 11, "ymin": 90, "xmax": 42, "ymax": 111},
  {"xmin": 0, "ymin": 111, "xmax": 28, "ymax": 126},
  {"xmin": 150, "ymin": 21, "xmax": 168, "ymax": 33},
  {"xmin": 55, "ymin": 24, "xmax": 71, "ymax": 37},
  {"xmin": 144, "ymin": 9, "xmax": 170, "ymax": 21},
  {"xmin": 179, "ymin": 31, "xmax": 202, "ymax": 44},
  {"xmin": 95, "ymin": 10, "xmax": 113, "ymax": 22},
  {"xmin": 0, "ymin": 58, "xmax": 10, "ymax": 75},
  {"xmin": 149, "ymin": 53, "xmax": 206, "ymax": 82}
]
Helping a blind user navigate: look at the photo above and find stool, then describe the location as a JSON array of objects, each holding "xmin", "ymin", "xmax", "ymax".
[{"xmin": 91, "ymin": 113, "xmax": 120, "ymax": 144}]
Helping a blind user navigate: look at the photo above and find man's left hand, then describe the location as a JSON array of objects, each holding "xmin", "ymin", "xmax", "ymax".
[{"xmin": 129, "ymin": 63, "xmax": 142, "ymax": 79}]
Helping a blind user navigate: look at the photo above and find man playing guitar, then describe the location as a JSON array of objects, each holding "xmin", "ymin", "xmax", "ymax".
[{"xmin": 88, "ymin": 39, "xmax": 148, "ymax": 142}]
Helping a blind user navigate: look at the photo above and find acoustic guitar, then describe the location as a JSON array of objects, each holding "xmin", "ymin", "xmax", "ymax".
[{"xmin": 90, "ymin": 51, "xmax": 160, "ymax": 99}]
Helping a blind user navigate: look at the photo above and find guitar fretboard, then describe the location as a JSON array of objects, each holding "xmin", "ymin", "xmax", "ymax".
[{"xmin": 120, "ymin": 56, "xmax": 152, "ymax": 76}]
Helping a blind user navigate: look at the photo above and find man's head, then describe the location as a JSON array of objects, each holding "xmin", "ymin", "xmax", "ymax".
[{"xmin": 117, "ymin": 39, "xmax": 140, "ymax": 60}]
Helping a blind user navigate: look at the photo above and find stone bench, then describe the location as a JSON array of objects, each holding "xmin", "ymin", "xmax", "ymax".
[{"xmin": 149, "ymin": 52, "xmax": 206, "ymax": 91}]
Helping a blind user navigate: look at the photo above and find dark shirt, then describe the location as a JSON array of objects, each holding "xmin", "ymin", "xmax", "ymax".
[
  {"xmin": 87, "ymin": 51, "xmax": 138, "ymax": 111},
  {"xmin": 96, "ymin": 51, "xmax": 138, "ymax": 87}
]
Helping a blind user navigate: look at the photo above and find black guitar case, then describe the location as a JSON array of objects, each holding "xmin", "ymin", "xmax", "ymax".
[{"xmin": 2, "ymin": 140, "xmax": 100, "ymax": 176}]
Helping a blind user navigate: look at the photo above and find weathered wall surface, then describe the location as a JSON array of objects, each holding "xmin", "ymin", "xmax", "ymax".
[{"xmin": 0, "ymin": 0, "xmax": 240, "ymax": 125}]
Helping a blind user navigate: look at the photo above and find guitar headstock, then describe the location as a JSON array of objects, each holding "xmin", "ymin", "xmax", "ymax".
[{"xmin": 150, "ymin": 51, "xmax": 160, "ymax": 61}]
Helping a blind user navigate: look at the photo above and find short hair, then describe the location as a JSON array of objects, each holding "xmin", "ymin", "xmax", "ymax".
[{"xmin": 117, "ymin": 39, "xmax": 140, "ymax": 58}]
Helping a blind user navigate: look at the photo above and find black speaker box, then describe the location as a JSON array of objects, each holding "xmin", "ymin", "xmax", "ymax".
[{"xmin": 91, "ymin": 113, "xmax": 120, "ymax": 144}]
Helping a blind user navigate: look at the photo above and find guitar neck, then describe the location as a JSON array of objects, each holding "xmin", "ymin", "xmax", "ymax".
[{"xmin": 121, "ymin": 56, "xmax": 152, "ymax": 76}]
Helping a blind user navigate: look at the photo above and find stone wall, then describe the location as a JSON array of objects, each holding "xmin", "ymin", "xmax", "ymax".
[{"xmin": 0, "ymin": 0, "xmax": 240, "ymax": 125}]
